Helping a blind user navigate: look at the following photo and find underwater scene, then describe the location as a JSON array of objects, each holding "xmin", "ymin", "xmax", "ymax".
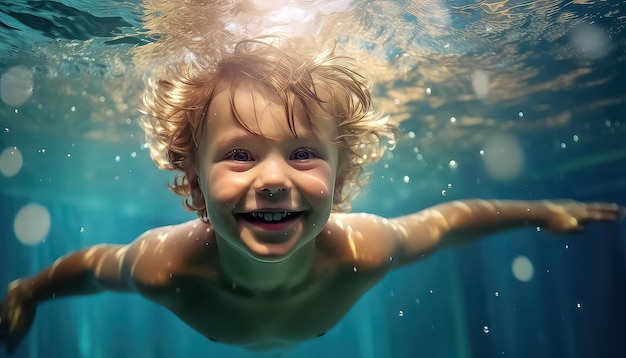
[{"xmin": 1, "ymin": 0, "xmax": 625, "ymax": 357}]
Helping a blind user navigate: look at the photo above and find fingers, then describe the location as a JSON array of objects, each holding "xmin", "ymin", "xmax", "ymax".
[
  {"xmin": 0, "ymin": 301, "xmax": 23, "ymax": 354},
  {"xmin": 582, "ymin": 202, "xmax": 623, "ymax": 222}
]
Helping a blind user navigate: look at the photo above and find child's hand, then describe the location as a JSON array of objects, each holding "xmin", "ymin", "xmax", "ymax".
[
  {"xmin": 0, "ymin": 280, "xmax": 36, "ymax": 353},
  {"xmin": 542, "ymin": 200, "xmax": 623, "ymax": 233}
]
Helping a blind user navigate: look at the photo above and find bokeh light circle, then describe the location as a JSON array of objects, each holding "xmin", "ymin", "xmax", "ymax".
[
  {"xmin": 0, "ymin": 146, "xmax": 23, "ymax": 177},
  {"xmin": 14, "ymin": 203, "xmax": 51, "ymax": 245},
  {"xmin": 482, "ymin": 133, "xmax": 524, "ymax": 181},
  {"xmin": 1, "ymin": 66, "xmax": 34, "ymax": 107},
  {"xmin": 569, "ymin": 23, "xmax": 611, "ymax": 60},
  {"xmin": 471, "ymin": 70, "xmax": 490, "ymax": 98},
  {"xmin": 511, "ymin": 255, "xmax": 534, "ymax": 282}
]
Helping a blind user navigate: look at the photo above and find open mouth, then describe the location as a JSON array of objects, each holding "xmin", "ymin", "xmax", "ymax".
[{"xmin": 238, "ymin": 211, "xmax": 303, "ymax": 225}]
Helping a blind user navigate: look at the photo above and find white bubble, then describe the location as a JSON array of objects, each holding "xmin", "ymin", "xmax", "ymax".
[
  {"xmin": 471, "ymin": 70, "xmax": 490, "ymax": 98},
  {"xmin": 483, "ymin": 325, "xmax": 490, "ymax": 334},
  {"xmin": 403, "ymin": 175, "xmax": 410, "ymax": 184},
  {"xmin": 14, "ymin": 203, "xmax": 51, "ymax": 245},
  {"xmin": 0, "ymin": 146, "xmax": 23, "ymax": 177},
  {"xmin": 1, "ymin": 66, "xmax": 34, "ymax": 106},
  {"xmin": 512, "ymin": 255, "xmax": 534, "ymax": 282},
  {"xmin": 448, "ymin": 160, "xmax": 458, "ymax": 169},
  {"xmin": 569, "ymin": 23, "xmax": 611, "ymax": 60},
  {"xmin": 482, "ymin": 133, "xmax": 524, "ymax": 181}
]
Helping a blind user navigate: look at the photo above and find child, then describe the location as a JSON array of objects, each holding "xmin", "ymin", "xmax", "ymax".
[{"xmin": 0, "ymin": 36, "xmax": 622, "ymax": 353}]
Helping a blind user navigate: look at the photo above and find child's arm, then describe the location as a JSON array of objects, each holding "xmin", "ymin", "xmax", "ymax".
[
  {"xmin": 394, "ymin": 199, "xmax": 622, "ymax": 265},
  {"xmin": 334, "ymin": 200, "xmax": 622, "ymax": 269},
  {"xmin": 0, "ymin": 244, "xmax": 133, "ymax": 353}
]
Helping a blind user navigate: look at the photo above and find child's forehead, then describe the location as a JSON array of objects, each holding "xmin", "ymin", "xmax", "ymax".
[{"xmin": 206, "ymin": 78, "xmax": 337, "ymax": 141}]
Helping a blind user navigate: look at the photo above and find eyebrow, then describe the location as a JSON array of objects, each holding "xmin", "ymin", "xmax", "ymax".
[{"xmin": 218, "ymin": 131, "xmax": 324, "ymax": 145}]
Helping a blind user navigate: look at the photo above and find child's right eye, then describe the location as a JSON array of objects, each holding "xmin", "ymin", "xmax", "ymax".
[{"xmin": 226, "ymin": 149, "xmax": 254, "ymax": 162}]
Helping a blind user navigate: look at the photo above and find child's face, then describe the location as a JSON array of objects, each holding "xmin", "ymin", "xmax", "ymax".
[{"xmin": 191, "ymin": 80, "xmax": 339, "ymax": 261}]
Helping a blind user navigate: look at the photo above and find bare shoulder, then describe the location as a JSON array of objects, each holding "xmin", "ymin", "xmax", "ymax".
[
  {"xmin": 123, "ymin": 219, "xmax": 217, "ymax": 291},
  {"xmin": 318, "ymin": 212, "xmax": 398, "ymax": 271}
]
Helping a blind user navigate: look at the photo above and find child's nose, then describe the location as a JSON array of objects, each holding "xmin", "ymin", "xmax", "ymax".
[{"xmin": 253, "ymin": 156, "xmax": 291, "ymax": 195}]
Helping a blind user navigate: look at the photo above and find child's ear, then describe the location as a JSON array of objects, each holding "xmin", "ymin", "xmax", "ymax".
[{"xmin": 186, "ymin": 170, "xmax": 205, "ymax": 210}]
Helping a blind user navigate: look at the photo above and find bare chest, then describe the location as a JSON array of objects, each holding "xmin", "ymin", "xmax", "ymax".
[{"xmin": 155, "ymin": 270, "xmax": 382, "ymax": 348}]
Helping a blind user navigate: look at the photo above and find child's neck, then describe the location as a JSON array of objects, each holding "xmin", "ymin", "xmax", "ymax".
[{"xmin": 216, "ymin": 238, "xmax": 316, "ymax": 296}]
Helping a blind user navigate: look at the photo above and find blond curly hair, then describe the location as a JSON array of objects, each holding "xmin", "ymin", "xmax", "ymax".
[{"xmin": 139, "ymin": 36, "xmax": 398, "ymax": 219}]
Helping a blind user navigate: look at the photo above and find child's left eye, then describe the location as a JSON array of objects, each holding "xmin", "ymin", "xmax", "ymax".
[{"xmin": 290, "ymin": 148, "xmax": 316, "ymax": 161}]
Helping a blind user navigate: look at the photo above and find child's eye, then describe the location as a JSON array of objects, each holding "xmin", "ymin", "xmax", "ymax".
[
  {"xmin": 226, "ymin": 149, "xmax": 254, "ymax": 162},
  {"xmin": 290, "ymin": 148, "xmax": 316, "ymax": 161}
]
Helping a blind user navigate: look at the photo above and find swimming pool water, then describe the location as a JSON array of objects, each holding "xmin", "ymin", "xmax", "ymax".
[{"xmin": 1, "ymin": 1, "xmax": 625, "ymax": 357}]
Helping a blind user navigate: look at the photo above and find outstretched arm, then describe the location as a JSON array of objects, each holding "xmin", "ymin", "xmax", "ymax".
[
  {"xmin": 390, "ymin": 199, "xmax": 622, "ymax": 266},
  {"xmin": 325, "ymin": 200, "xmax": 622, "ymax": 271},
  {"xmin": 0, "ymin": 244, "xmax": 133, "ymax": 353}
]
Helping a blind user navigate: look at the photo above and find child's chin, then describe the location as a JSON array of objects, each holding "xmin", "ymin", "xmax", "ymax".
[{"xmin": 240, "ymin": 230, "xmax": 304, "ymax": 261}]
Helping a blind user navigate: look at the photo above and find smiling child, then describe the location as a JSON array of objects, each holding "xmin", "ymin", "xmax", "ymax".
[{"xmin": 1, "ymin": 36, "xmax": 622, "ymax": 353}]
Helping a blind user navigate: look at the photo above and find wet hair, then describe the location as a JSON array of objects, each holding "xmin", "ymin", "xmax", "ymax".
[{"xmin": 139, "ymin": 35, "xmax": 398, "ymax": 219}]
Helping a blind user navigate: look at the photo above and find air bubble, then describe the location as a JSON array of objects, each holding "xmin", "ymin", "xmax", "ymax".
[
  {"xmin": 483, "ymin": 325, "xmax": 490, "ymax": 334},
  {"xmin": 14, "ymin": 203, "xmax": 51, "ymax": 245},
  {"xmin": 512, "ymin": 255, "xmax": 534, "ymax": 282},
  {"xmin": 471, "ymin": 70, "xmax": 489, "ymax": 98},
  {"xmin": 0, "ymin": 146, "xmax": 23, "ymax": 177},
  {"xmin": 482, "ymin": 133, "xmax": 524, "ymax": 181},
  {"xmin": 1, "ymin": 66, "xmax": 34, "ymax": 106}
]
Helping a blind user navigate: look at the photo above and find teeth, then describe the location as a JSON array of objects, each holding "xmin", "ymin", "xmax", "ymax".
[{"xmin": 250, "ymin": 211, "xmax": 291, "ymax": 222}]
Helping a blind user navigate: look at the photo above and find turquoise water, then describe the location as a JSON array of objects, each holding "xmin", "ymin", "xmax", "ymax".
[{"xmin": 1, "ymin": 0, "xmax": 625, "ymax": 357}]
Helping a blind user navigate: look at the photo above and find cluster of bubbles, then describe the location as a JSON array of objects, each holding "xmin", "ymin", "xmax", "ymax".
[
  {"xmin": 1, "ymin": 65, "xmax": 51, "ymax": 245},
  {"xmin": 0, "ymin": 145, "xmax": 51, "ymax": 245}
]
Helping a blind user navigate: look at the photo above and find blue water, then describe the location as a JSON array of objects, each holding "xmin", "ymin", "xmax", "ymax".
[{"xmin": 1, "ymin": 1, "xmax": 625, "ymax": 357}]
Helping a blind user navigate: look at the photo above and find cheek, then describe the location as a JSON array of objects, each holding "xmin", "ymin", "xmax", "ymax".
[
  {"xmin": 299, "ymin": 165, "xmax": 335, "ymax": 202},
  {"xmin": 205, "ymin": 167, "xmax": 249, "ymax": 204}
]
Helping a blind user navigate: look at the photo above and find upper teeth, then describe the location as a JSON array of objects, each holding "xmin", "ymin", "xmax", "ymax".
[{"xmin": 251, "ymin": 211, "xmax": 290, "ymax": 221}]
